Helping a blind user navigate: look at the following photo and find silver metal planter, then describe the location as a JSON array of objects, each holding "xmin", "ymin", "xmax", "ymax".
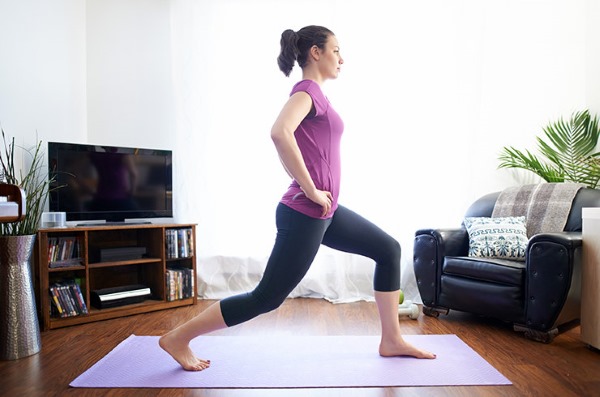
[{"xmin": 0, "ymin": 235, "xmax": 42, "ymax": 360}]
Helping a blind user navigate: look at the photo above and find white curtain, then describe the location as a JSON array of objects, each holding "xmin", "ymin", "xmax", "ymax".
[{"xmin": 169, "ymin": 0, "xmax": 588, "ymax": 303}]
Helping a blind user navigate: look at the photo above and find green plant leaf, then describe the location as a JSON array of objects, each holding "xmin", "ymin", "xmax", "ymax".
[
  {"xmin": 498, "ymin": 147, "xmax": 564, "ymax": 182},
  {"xmin": 498, "ymin": 110, "xmax": 600, "ymax": 189}
]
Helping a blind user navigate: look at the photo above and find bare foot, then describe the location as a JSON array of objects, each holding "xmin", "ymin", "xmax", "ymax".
[
  {"xmin": 159, "ymin": 333, "xmax": 211, "ymax": 371},
  {"xmin": 379, "ymin": 338, "xmax": 436, "ymax": 359}
]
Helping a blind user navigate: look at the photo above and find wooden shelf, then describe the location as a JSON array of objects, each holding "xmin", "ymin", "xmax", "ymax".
[
  {"xmin": 88, "ymin": 258, "xmax": 162, "ymax": 269},
  {"xmin": 48, "ymin": 265, "xmax": 86, "ymax": 273},
  {"xmin": 34, "ymin": 223, "xmax": 197, "ymax": 330}
]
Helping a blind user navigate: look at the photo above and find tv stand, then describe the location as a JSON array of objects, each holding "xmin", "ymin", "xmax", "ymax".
[{"xmin": 34, "ymin": 223, "xmax": 197, "ymax": 330}]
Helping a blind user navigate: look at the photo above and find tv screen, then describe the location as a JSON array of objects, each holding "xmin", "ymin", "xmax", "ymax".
[{"xmin": 48, "ymin": 142, "xmax": 173, "ymax": 224}]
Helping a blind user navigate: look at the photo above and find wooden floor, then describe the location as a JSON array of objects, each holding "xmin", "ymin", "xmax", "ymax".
[{"xmin": 1, "ymin": 298, "xmax": 599, "ymax": 397}]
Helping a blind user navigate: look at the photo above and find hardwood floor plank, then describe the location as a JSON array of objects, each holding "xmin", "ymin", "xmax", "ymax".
[{"xmin": 0, "ymin": 298, "xmax": 598, "ymax": 396}]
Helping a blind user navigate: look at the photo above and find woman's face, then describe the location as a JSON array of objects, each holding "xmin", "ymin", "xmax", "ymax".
[{"xmin": 317, "ymin": 35, "xmax": 344, "ymax": 79}]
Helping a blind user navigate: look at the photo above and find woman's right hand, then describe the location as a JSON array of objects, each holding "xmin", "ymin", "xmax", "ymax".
[{"xmin": 303, "ymin": 187, "xmax": 333, "ymax": 217}]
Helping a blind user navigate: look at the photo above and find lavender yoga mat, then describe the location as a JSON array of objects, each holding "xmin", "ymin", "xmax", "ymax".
[{"xmin": 70, "ymin": 334, "xmax": 511, "ymax": 388}]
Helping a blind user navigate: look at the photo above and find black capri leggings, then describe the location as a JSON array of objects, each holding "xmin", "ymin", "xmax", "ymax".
[{"xmin": 220, "ymin": 203, "xmax": 401, "ymax": 326}]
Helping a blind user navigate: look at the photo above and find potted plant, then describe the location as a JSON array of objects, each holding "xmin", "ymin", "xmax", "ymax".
[
  {"xmin": 498, "ymin": 110, "xmax": 600, "ymax": 188},
  {"xmin": 1, "ymin": 129, "xmax": 52, "ymax": 235},
  {"xmin": 0, "ymin": 127, "xmax": 53, "ymax": 360}
]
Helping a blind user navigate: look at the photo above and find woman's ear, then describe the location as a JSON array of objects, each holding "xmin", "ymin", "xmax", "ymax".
[{"xmin": 310, "ymin": 45, "xmax": 320, "ymax": 61}]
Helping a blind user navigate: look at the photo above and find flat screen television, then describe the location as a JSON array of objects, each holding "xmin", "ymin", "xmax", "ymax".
[{"xmin": 48, "ymin": 142, "xmax": 173, "ymax": 224}]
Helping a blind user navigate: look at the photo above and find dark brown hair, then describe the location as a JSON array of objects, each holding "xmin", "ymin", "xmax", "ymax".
[{"xmin": 277, "ymin": 25, "xmax": 334, "ymax": 77}]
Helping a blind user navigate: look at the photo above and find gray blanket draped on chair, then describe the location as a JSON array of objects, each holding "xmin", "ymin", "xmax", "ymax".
[{"xmin": 491, "ymin": 183, "xmax": 584, "ymax": 237}]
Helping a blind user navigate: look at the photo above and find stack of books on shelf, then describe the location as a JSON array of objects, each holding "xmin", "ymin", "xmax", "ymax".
[
  {"xmin": 48, "ymin": 237, "xmax": 81, "ymax": 268},
  {"xmin": 49, "ymin": 279, "xmax": 88, "ymax": 318},
  {"xmin": 166, "ymin": 267, "xmax": 195, "ymax": 301},
  {"xmin": 165, "ymin": 228, "xmax": 194, "ymax": 259}
]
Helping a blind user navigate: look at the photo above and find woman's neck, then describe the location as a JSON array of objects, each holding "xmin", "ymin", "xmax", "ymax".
[{"xmin": 302, "ymin": 70, "xmax": 324, "ymax": 86}]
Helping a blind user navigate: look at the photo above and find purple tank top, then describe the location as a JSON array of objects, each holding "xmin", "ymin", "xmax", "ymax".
[{"xmin": 279, "ymin": 80, "xmax": 344, "ymax": 219}]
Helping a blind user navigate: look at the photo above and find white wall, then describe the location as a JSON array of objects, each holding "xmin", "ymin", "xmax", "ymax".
[
  {"xmin": 0, "ymin": 0, "xmax": 86, "ymax": 149},
  {"xmin": 86, "ymin": 0, "xmax": 174, "ymax": 150},
  {"xmin": 587, "ymin": 0, "xmax": 600, "ymax": 113}
]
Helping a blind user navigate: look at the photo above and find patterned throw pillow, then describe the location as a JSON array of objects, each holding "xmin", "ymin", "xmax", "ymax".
[{"xmin": 463, "ymin": 216, "xmax": 528, "ymax": 261}]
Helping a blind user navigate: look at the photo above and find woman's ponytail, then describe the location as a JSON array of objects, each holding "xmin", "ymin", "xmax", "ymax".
[{"xmin": 277, "ymin": 29, "xmax": 299, "ymax": 77}]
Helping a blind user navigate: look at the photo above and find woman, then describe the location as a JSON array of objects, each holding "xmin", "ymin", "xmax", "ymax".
[{"xmin": 160, "ymin": 25, "xmax": 436, "ymax": 371}]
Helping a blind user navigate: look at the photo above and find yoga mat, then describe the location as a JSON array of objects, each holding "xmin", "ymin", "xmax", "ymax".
[{"xmin": 70, "ymin": 334, "xmax": 511, "ymax": 388}]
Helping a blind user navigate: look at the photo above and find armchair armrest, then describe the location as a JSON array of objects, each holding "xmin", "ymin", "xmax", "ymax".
[
  {"xmin": 0, "ymin": 183, "xmax": 26, "ymax": 222},
  {"xmin": 415, "ymin": 228, "xmax": 470, "ymax": 258},
  {"xmin": 413, "ymin": 228, "xmax": 469, "ymax": 306},
  {"xmin": 529, "ymin": 231, "xmax": 582, "ymax": 248},
  {"xmin": 525, "ymin": 231, "xmax": 582, "ymax": 331}
]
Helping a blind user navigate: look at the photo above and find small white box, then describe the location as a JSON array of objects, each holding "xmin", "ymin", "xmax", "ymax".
[{"xmin": 42, "ymin": 212, "xmax": 66, "ymax": 228}]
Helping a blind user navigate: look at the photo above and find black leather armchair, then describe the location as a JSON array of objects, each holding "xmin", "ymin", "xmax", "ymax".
[{"xmin": 413, "ymin": 187, "xmax": 600, "ymax": 343}]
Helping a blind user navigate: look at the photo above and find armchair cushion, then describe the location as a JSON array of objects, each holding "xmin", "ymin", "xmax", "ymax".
[
  {"xmin": 464, "ymin": 216, "xmax": 528, "ymax": 261},
  {"xmin": 444, "ymin": 256, "xmax": 525, "ymax": 286}
]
